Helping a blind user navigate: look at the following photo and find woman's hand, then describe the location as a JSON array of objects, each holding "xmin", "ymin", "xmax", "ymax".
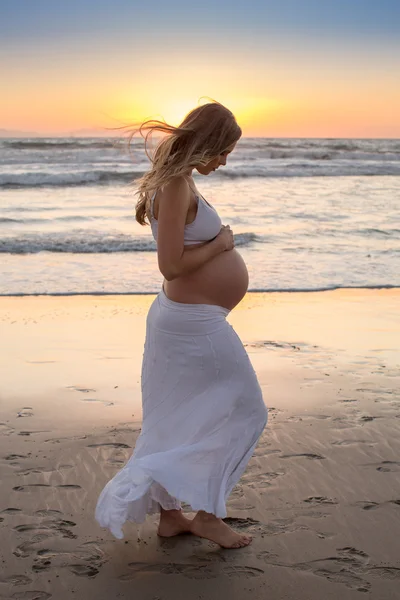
[{"xmin": 215, "ymin": 225, "xmax": 235, "ymax": 251}]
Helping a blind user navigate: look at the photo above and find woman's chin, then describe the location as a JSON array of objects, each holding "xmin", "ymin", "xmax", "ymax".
[{"xmin": 195, "ymin": 166, "xmax": 216, "ymax": 176}]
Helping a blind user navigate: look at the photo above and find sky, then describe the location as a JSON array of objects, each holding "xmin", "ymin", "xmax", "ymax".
[{"xmin": 1, "ymin": 0, "xmax": 400, "ymax": 137}]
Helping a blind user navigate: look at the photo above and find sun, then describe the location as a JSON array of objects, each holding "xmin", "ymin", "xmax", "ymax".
[{"xmin": 158, "ymin": 99, "xmax": 202, "ymax": 127}]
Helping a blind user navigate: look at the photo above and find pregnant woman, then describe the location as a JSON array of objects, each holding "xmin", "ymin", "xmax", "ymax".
[{"xmin": 95, "ymin": 101, "xmax": 268, "ymax": 549}]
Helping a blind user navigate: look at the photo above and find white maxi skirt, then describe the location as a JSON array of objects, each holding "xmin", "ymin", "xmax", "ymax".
[{"xmin": 95, "ymin": 287, "xmax": 268, "ymax": 539}]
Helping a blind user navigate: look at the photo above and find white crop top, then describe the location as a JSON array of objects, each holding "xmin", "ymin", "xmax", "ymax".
[{"xmin": 149, "ymin": 189, "xmax": 222, "ymax": 245}]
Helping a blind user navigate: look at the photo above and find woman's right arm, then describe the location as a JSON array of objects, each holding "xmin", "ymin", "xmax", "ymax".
[{"xmin": 155, "ymin": 177, "xmax": 233, "ymax": 281}]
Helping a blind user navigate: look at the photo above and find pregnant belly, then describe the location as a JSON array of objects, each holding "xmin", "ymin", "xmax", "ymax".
[{"xmin": 164, "ymin": 248, "xmax": 249, "ymax": 310}]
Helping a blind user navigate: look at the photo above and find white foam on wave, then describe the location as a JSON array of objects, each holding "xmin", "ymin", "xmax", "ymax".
[
  {"xmin": 0, "ymin": 170, "xmax": 142, "ymax": 188},
  {"xmin": 0, "ymin": 230, "xmax": 260, "ymax": 254},
  {"xmin": 1, "ymin": 137, "xmax": 400, "ymax": 188},
  {"xmin": 2, "ymin": 161, "xmax": 400, "ymax": 188}
]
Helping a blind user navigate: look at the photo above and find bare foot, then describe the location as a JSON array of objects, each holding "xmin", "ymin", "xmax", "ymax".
[
  {"xmin": 157, "ymin": 509, "xmax": 193, "ymax": 538},
  {"xmin": 190, "ymin": 512, "xmax": 252, "ymax": 549}
]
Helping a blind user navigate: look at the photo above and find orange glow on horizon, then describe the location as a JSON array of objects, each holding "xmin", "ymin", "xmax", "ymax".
[{"xmin": 1, "ymin": 41, "xmax": 399, "ymax": 138}]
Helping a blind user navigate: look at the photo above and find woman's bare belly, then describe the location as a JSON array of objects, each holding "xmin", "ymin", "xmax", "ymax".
[{"xmin": 164, "ymin": 246, "xmax": 249, "ymax": 311}]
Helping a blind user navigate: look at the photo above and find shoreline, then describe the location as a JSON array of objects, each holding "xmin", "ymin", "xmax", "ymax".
[{"xmin": 1, "ymin": 284, "xmax": 399, "ymax": 297}]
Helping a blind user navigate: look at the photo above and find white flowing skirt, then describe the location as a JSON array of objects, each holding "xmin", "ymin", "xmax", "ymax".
[{"xmin": 95, "ymin": 288, "xmax": 268, "ymax": 539}]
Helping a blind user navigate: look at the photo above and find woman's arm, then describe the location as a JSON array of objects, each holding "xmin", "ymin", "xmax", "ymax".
[{"xmin": 155, "ymin": 176, "xmax": 232, "ymax": 281}]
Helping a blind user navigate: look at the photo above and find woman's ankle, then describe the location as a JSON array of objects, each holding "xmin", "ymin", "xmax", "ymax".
[
  {"xmin": 160, "ymin": 508, "xmax": 183, "ymax": 519},
  {"xmin": 194, "ymin": 510, "xmax": 219, "ymax": 522}
]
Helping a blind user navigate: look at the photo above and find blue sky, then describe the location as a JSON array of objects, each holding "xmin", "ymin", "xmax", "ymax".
[{"xmin": 1, "ymin": 0, "xmax": 400, "ymax": 42}]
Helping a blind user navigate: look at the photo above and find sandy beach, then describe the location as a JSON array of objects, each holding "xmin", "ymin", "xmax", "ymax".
[{"xmin": 1, "ymin": 288, "xmax": 400, "ymax": 599}]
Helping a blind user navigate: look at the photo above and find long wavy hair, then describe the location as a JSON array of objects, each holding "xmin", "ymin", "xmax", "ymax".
[{"xmin": 117, "ymin": 101, "xmax": 241, "ymax": 225}]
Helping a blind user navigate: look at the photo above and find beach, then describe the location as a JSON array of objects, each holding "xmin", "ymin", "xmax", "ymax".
[{"xmin": 1, "ymin": 288, "xmax": 400, "ymax": 599}]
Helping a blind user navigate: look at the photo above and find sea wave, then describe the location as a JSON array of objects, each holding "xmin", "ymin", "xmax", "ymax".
[
  {"xmin": 2, "ymin": 161, "xmax": 400, "ymax": 189},
  {"xmin": 0, "ymin": 215, "xmax": 108, "ymax": 224},
  {"xmin": 216, "ymin": 163, "xmax": 400, "ymax": 178},
  {"xmin": 1, "ymin": 139, "xmax": 122, "ymax": 150},
  {"xmin": 0, "ymin": 230, "xmax": 260, "ymax": 254},
  {"xmin": 0, "ymin": 170, "xmax": 141, "ymax": 188},
  {"xmin": 258, "ymin": 149, "xmax": 400, "ymax": 161}
]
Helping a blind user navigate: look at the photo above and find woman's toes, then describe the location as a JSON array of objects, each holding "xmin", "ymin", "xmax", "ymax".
[{"xmin": 241, "ymin": 537, "xmax": 251, "ymax": 546}]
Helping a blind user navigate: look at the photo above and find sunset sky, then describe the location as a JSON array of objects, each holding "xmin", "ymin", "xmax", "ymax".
[{"xmin": 1, "ymin": 0, "xmax": 400, "ymax": 138}]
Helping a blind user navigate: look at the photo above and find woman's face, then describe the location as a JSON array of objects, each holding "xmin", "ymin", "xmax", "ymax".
[{"xmin": 196, "ymin": 140, "xmax": 237, "ymax": 175}]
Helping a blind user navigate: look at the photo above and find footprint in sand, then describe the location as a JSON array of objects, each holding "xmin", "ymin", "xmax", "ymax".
[
  {"xmin": 34, "ymin": 540, "xmax": 107, "ymax": 578},
  {"xmin": 17, "ymin": 430, "xmax": 51, "ymax": 436},
  {"xmin": 3, "ymin": 453, "xmax": 30, "ymax": 461},
  {"xmin": 13, "ymin": 534, "xmax": 54, "ymax": 558},
  {"xmin": 253, "ymin": 438, "xmax": 277, "ymax": 457},
  {"xmin": 80, "ymin": 398, "xmax": 114, "ymax": 406},
  {"xmin": 17, "ymin": 407, "xmax": 34, "ymax": 418},
  {"xmin": 330, "ymin": 416, "xmax": 358, "ymax": 430},
  {"xmin": 32, "ymin": 558, "xmax": 53, "ymax": 573},
  {"xmin": 119, "ymin": 562, "xmax": 216, "ymax": 580},
  {"xmin": 13, "ymin": 521, "xmax": 77, "ymax": 549},
  {"xmin": 1, "ymin": 508, "xmax": 22, "ymax": 515},
  {"xmin": 286, "ymin": 414, "xmax": 332, "ymax": 423},
  {"xmin": 16, "ymin": 464, "xmax": 74, "ymax": 476},
  {"xmin": 254, "ymin": 447, "xmax": 281, "ymax": 457},
  {"xmin": 363, "ymin": 460, "xmax": 400, "ymax": 472},
  {"xmin": 1, "ymin": 592, "xmax": 52, "ymax": 600},
  {"xmin": 228, "ymin": 485, "xmax": 245, "ymax": 499},
  {"xmin": 34, "ymin": 509, "xmax": 63, "ymax": 517},
  {"xmin": 119, "ymin": 561, "xmax": 264, "ymax": 580},
  {"xmin": 354, "ymin": 501, "xmax": 381, "ymax": 510},
  {"xmin": 256, "ymin": 550, "xmax": 280, "ymax": 564},
  {"xmin": 32, "ymin": 558, "xmax": 99, "ymax": 578},
  {"xmin": 26, "ymin": 360, "xmax": 57, "ymax": 364},
  {"xmin": 266, "ymin": 546, "xmax": 400, "ymax": 592},
  {"xmin": 245, "ymin": 340, "xmax": 301, "ymax": 351},
  {"xmin": 264, "ymin": 546, "xmax": 371, "ymax": 593},
  {"xmin": 226, "ymin": 485, "xmax": 255, "ymax": 510},
  {"xmin": 223, "ymin": 516, "xmax": 309, "ymax": 536},
  {"xmin": 368, "ymin": 566, "xmax": 400, "ymax": 580},
  {"xmin": 303, "ymin": 496, "xmax": 338, "ymax": 505},
  {"xmin": 13, "ymin": 516, "xmax": 107, "ymax": 579},
  {"xmin": 87, "ymin": 442, "xmax": 131, "ymax": 449},
  {"xmin": 222, "ymin": 566, "xmax": 264, "ymax": 578},
  {"xmin": 13, "ymin": 519, "xmax": 77, "ymax": 539},
  {"xmin": 109, "ymin": 426, "xmax": 141, "ymax": 435},
  {"xmin": 280, "ymin": 453, "xmax": 326, "ymax": 460},
  {"xmin": 13, "ymin": 484, "xmax": 81, "ymax": 492},
  {"xmin": 66, "ymin": 564, "xmax": 100, "ymax": 577},
  {"xmin": 353, "ymin": 500, "xmax": 400, "ymax": 510},
  {"xmin": 242, "ymin": 470, "xmax": 286, "ymax": 489},
  {"xmin": 0, "ymin": 422, "xmax": 15, "ymax": 436},
  {"xmin": 331, "ymin": 439, "xmax": 376, "ymax": 447},
  {"xmin": 359, "ymin": 415, "xmax": 383, "ymax": 423},
  {"xmin": 0, "ymin": 574, "xmax": 33, "ymax": 586},
  {"xmin": 43, "ymin": 434, "xmax": 88, "ymax": 444}
]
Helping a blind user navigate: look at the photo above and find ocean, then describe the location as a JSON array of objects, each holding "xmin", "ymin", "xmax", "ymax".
[{"xmin": 1, "ymin": 137, "xmax": 399, "ymax": 296}]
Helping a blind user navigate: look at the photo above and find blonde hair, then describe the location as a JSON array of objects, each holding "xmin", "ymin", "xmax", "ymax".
[{"xmin": 117, "ymin": 101, "xmax": 241, "ymax": 225}]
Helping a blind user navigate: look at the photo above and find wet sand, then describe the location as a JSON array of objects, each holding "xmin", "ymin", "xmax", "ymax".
[{"xmin": 1, "ymin": 288, "xmax": 400, "ymax": 599}]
